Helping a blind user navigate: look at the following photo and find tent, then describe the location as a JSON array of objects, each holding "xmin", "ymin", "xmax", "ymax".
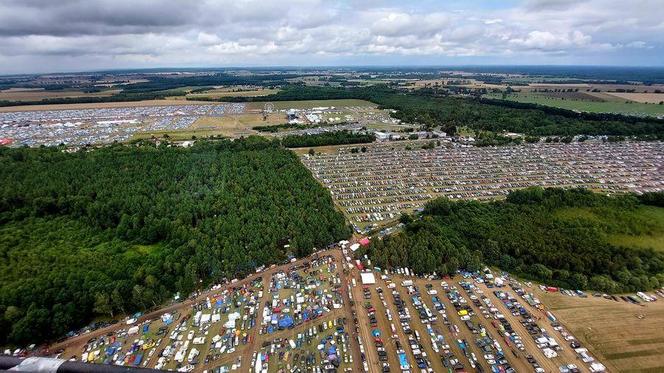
[
  {"xmin": 360, "ymin": 272, "xmax": 376, "ymax": 285},
  {"xmin": 278, "ymin": 315, "xmax": 294, "ymax": 329}
]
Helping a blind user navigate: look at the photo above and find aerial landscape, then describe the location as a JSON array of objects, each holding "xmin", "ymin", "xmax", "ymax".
[{"xmin": 1, "ymin": 1, "xmax": 664, "ymax": 373}]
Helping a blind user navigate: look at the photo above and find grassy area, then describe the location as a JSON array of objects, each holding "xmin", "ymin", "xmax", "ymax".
[
  {"xmin": 132, "ymin": 113, "xmax": 285, "ymax": 140},
  {"xmin": 485, "ymin": 92, "xmax": 664, "ymax": 117},
  {"xmin": 555, "ymin": 205, "xmax": 664, "ymax": 252}
]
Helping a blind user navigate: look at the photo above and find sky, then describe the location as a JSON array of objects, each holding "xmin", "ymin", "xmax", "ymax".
[{"xmin": 0, "ymin": 0, "xmax": 662, "ymax": 74}]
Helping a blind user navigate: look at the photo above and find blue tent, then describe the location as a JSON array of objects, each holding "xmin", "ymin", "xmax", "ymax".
[
  {"xmin": 267, "ymin": 326, "xmax": 275, "ymax": 334},
  {"xmin": 278, "ymin": 315, "xmax": 294, "ymax": 329},
  {"xmin": 372, "ymin": 329, "xmax": 381, "ymax": 337}
]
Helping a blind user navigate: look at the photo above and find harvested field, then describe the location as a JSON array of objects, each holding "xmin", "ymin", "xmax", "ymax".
[
  {"xmin": 604, "ymin": 92, "xmax": 664, "ymax": 104},
  {"xmin": 0, "ymin": 88, "xmax": 120, "ymax": 102},
  {"xmin": 0, "ymin": 99, "xmax": 216, "ymax": 112},
  {"xmin": 539, "ymin": 288, "xmax": 664, "ymax": 372}
]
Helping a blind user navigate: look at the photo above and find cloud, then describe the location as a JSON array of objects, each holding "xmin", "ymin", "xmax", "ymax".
[{"xmin": 0, "ymin": 0, "xmax": 660, "ymax": 73}]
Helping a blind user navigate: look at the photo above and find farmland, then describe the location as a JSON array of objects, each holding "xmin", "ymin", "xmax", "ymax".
[
  {"xmin": 539, "ymin": 288, "xmax": 664, "ymax": 372},
  {"xmin": 186, "ymin": 87, "xmax": 280, "ymax": 99},
  {"xmin": 0, "ymin": 88, "xmax": 121, "ymax": 102},
  {"xmin": 486, "ymin": 92, "xmax": 664, "ymax": 117}
]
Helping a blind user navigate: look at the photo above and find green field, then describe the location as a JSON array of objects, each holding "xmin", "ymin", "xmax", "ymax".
[
  {"xmin": 555, "ymin": 205, "xmax": 664, "ymax": 252},
  {"xmin": 486, "ymin": 92, "xmax": 664, "ymax": 117}
]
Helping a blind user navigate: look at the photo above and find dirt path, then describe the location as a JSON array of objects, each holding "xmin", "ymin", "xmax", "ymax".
[
  {"xmin": 475, "ymin": 282, "xmax": 573, "ymax": 372},
  {"xmin": 49, "ymin": 249, "xmax": 337, "ymax": 360}
]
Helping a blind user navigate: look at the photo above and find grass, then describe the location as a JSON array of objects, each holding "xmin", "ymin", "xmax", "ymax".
[
  {"xmin": 485, "ymin": 92, "xmax": 664, "ymax": 117},
  {"xmin": 608, "ymin": 234, "xmax": 664, "ymax": 251},
  {"xmin": 604, "ymin": 349, "xmax": 663, "ymax": 360},
  {"xmin": 132, "ymin": 113, "xmax": 284, "ymax": 140},
  {"xmin": 554, "ymin": 205, "xmax": 664, "ymax": 252}
]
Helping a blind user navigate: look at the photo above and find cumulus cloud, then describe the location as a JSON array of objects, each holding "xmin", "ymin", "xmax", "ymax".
[{"xmin": 0, "ymin": 0, "xmax": 660, "ymax": 73}]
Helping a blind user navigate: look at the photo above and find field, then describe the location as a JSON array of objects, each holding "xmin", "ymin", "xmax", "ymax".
[
  {"xmin": 0, "ymin": 99, "xmax": 215, "ymax": 112},
  {"xmin": 186, "ymin": 88, "xmax": 280, "ymax": 99},
  {"xmin": 539, "ymin": 289, "xmax": 664, "ymax": 372},
  {"xmin": 132, "ymin": 113, "xmax": 283, "ymax": 140},
  {"xmin": 554, "ymin": 206, "xmax": 664, "ymax": 252},
  {"xmin": 129, "ymin": 99, "xmax": 380, "ymax": 140},
  {"xmin": 486, "ymin": 92, "xmax": 664, "ymax": 117},
  {"xmin": 604, "ymin": 92, "xmax": 664, "ymax": 104},
  {"xmin": 0, "ymin": 88, "xmax": 120, "ymax": 102}
]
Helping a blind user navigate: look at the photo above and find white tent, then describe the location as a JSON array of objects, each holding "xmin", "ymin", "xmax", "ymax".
[{"xmin": 360, "ymin": 272, "xmax": 376, "ymax": 285}]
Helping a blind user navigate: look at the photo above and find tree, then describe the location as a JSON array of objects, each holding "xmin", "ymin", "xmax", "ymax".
[{"xmin": 93, "ymin": 292, "xmax": 113, "ymax": 317}]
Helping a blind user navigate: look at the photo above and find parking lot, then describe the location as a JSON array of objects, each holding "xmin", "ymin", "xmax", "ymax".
[
  {"xmin": 40, "ymin": 243, "xmax": 619, "ymax": 372},
  {"xmin": 0, "ymin": 103, "xmax": 246, "ymax": 146},
  {"xmin": 301, "ymin": 141, "xmax": 664, "ymax": 229}
]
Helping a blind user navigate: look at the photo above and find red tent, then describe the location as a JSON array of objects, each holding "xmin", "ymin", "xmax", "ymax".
[{"xmin": 359, "ymin": 238, "xmax": 370, "ymax": 246}]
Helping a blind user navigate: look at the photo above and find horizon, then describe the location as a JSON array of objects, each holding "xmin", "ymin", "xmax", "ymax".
[
  {"xmin": 0, "ymin": 0, "xmax": 663, "ymax": 75},
  {"xmin": 5, "ymin": 64, "xmax": 664, "ymax": 78}
]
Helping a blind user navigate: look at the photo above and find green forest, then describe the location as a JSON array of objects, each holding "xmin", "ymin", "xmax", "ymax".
[
  {"xmin": 0, "ymin": 138, "xmax": 350, "ymax": 345},
  {"xmin": 360, "ymin": 188, "xmax": 664, "ymax": 293},
  {"xmin": 281, "ymin": 131, "xmax": 376, "ymax": 148}
]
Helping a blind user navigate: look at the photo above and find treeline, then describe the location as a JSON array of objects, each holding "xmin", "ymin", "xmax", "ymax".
[
  {"xmin": 0, "ymin": 137, "xmax": 350, "ymax": 345},
  {"xmin": 121, "ymin": 74, "xmax": 297, "ymax": 94},
  {"xmin": 207, "ymin": 85, "xmax": 664, "ymax": 138},
  {"xmin": 281, "ymin": 131, "xmax": 375, "ymax": 148},
  {"xmin": 360, "ymin": 188, "xmax": 664, "ymax": 293},
  {"xmin": 0, "ymin": 91, "xmax": 170, "ymax": 107},
  {"xmin": 188, "ymin": 85, "xmax": 365, "ymax": 103},
  {"xmin": 0, "ymin": 73, "xmax": 298, "ymax": 107},
  {"xmin": 253, "ymin": 123, "xmax": 311, "ymax": 133}
]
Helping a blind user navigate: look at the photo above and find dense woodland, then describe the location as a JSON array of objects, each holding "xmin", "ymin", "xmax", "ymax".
[
  {"xmin": 360, "ymin": 188, "xmax": 664, "ymax": 293},
  {"xmin": 0, "ymin": 138, "xmax": 350, "ymax": 345},
  {"xmin": 281, "ymin": 131, "xmax": 375, "ymax": 148}
]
